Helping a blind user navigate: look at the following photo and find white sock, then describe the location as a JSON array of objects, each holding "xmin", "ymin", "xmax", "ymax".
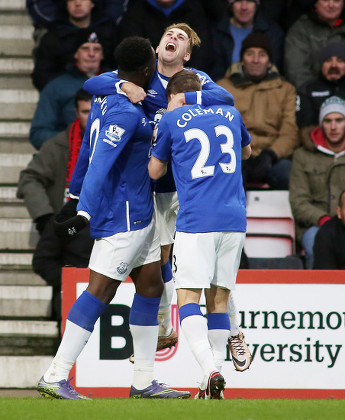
[
  {"xmin": 158, "ymin": 280, "xmax": 174, "ymax": 336},
  {"xmin": 181, "ymin": 314, "xmax": 217, "ymax": 379},
  {"xmin": 130, "ymin": 324, "xmax": 158, "ymax": 390},
  {"xmin": 208, "ymin": 329, "xmax": 229, "ymax": 370},
  {"xmin": 44, "ymin": 320, "xmax": 92, "ymax": 383},
  {"xmin": 227, "ymin": 292, "xmax": 240, "ymax": 336},
  {"xmin": 199, "ymin": 328, "xmax": 229, "ymax": 390}
]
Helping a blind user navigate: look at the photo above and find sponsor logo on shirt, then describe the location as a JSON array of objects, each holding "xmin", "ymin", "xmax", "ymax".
[{"xmin": 147, "ymin": 89, "xmax": 158, "ymax": 97}]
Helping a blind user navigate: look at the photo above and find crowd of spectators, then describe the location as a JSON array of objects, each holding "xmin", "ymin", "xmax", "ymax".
[{"xmin": 22, "ymin": 0, "xmax": 345, "ymax": 301}]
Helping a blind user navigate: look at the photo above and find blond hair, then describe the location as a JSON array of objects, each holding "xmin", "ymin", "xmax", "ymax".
[{"xmin": 164, "ymin": 23, "xmax": 201, "ymax": 52}]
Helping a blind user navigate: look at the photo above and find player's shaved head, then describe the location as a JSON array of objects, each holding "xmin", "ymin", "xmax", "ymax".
[
  {"xmin": 115, "ymin": 36, "xmax": 155, "ymax": 74},
  {"xmin": 166, "ymin": 69, "xmax": 201, "ymax": 97}
]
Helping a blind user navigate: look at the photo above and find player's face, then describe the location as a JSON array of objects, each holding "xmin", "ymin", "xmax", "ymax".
[
  {"xmin": 156, "ymin": 28, "xmax": 191, "ymax": 65},
  {"xmin": 74, "ymin": 42, "xmax": 103, "ymax": 73},
  {"xmin": 232, "ymin": 0, "xmax": 257, "ymax": 27},
  {"xmin": 75, "ymin": 99, "xmax": 91, "ymax": 131},
  {"xmin": 242, "ymin": 47, "xmax": 271, "ymax": 81},
  {"xmin": 315, "ymin": 0, "xmax": 343, "ymax": 24},
  {"xmin": 322, "ymin": 112, "xmax": 345, "ymax": 148},
  {"xmin": 336, "ymin": 193, "xmax": 345, "ymax": 224},
  {"xmin": 67, "ymin": 0, "xmax": 94, "ymax": 21},
  {"xmin": 322, "ymin": 56, "xmax": 345, "ymax": 81}
]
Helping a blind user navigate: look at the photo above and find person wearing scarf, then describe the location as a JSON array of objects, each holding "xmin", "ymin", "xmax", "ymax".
[
  {"xmin": 289, "ymin": 96, "xmax": 345, "ymax": 268},
  {"xmin": 17, "ymin": 89, "xmax": 93, "ymax": 320}
]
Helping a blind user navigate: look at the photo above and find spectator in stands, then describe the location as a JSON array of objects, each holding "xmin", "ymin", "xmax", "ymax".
[
  {"xmin": 17, "ymin": 89, "xmax": 94, "ymax": 320},
  {"xmin": 285, "ymin": 0, "xmax": 315, "ymax": 30},
  {"xmin": 313, "ymin": 190, "xmax": 345, "ymax": 269},
  {"xmin": 118, "ymin": 0, "xmax": 222, "ymax": 75},
  {"xmin": 297, "ymin": 42, "xmax": 345, "ymax": 145},
  {"xmin": 31, "ymin": 0, "xmax": 118, "ymax": 90},
  {"xmin": 259, "ymin": 0, "xmax": 287, "ymax": 29},
  {"xmin": 289, "ymin": 96, "xmax": 345, "ymax": 269},
  {"xmin": 211, "ymin": 0, "xmax": 285, "ymax": 82},
  {"xmin": 26, "ymin": 0, "xmax": 127, "ymax": 28},
  {"xmin": 30, "ymin": 30, "xmax": 106, "ymax": 150},
  {"xmin": 217, "ymin": 32, "xmax": 299, "ymax": 190},
  {"xmin": 285, "ymin": 0, "xmax": 345, "ymax": 89}
]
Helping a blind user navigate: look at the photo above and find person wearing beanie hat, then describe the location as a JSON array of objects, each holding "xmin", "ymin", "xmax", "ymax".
[
  {"xmin": 296, "ymin": 42, "xmax": 345, "ymax": 150},
  {"xmin": 32, "ymin": 0, "xmax": 118, "ymax": 91},
  {"xmin": 290, "ymin": 95, "xmax": 345, "ymax": 268},
  {"xmin": 240, "ymin": 31, "xmax": 273, "ymax": 60},
  {"xmin": 285, "ymin": 0, "xmax": 345, "ymax": 89},
  {"xmin": 217, "ymin": 30, "xmax": 298, "ymax": 190},
  {"xmin": 211, "ymin": 0, "xmax": 284, "ymax": 81},
  {"xmin": 318, "ymin": 42, "xmax": 345, "ymax": 66},
  {"xmin": 319, "ymin": 96, "xmax": 345, "ymax": 125},
  {"xmin": 30, "ymin": 26, "xmax": 107, "ymax": 149}
]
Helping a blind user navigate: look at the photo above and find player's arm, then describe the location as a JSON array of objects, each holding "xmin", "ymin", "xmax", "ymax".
[
  {"xmin": 148, "ymin": 156, "xmax": 168, "ymax": 180},
  {"xmin": 148, "ymin": 116, "xmax": 171, "ymax": 179},
  {"xmin": 77, "ymin": 110, "xmax": 137, "ymax": 219},
  {"xmin": 240, "ymin": 115, "xmax": 252, "ymax": 160},
  {"xmin": 84, "ymin": 71, "xmax": 146, "ymax": 103},
  {"xmin": 83, "ymin": 71, "xmax": 119, "ymax": 95},
  {"xmin": 184, "ymin": 69, "xmax": 234, "ymax": 107},
  {"xmin": 242, "ymin": 144, "xmax": 251, "ymax": 160}
]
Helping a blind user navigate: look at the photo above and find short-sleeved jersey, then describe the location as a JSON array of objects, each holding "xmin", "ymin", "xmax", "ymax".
[
  {"xmin": 151, "ymin": 104, "xmax": 251, "ymax": 233},
  {"xmin": 83, "ymin": 65, "xmax": 235, "ymax": 193},
  {"xmin": 76, "ymin": 92, "xmax": 154, "ymax": 238}
]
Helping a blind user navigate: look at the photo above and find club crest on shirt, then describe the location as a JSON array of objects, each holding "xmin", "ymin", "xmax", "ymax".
[
  {"xmin": 117, "ymin": 262, "xmax": 128, "ymax": 275},
  {"xmin": 105, "ymin": 125, "xmax": 125, "ymax": 143}
]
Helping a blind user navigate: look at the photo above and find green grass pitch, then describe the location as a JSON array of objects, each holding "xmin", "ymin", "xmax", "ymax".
[{"xmin": 1, "ymin": 398, "xmax": 345, "ymax": 420}]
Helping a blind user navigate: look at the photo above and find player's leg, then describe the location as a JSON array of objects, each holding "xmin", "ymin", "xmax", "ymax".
[
  {"xmin": 174, "ymin": 231, "xmax": 225, "ymax": 399},
  {"xmin": 219, "ymin": 231, "xmax": 252, "ymax": 372},
  {"xmin": 227, "ymin": 292, "xmax": 252, "ymax": 372},
  {"xmin": 155, "ymin": 192, "xmax": 179, "ymax": 348},
  {"xmin": 38, "ymin": 269, "xmax": 121, "ymax": 399},
  {"xmin": 157, "ymin": 243, "xmax": 177, "ymax": 348},
  {"xmin": 38, "ymin": 224, "xmax": 154, "ymax": 399},
  {"xmin": 128, "ymin": 221, "xmax": 190, "ymax": 399},
  {"xmin": 129, "ymin": 261, "xmax": 163, "ymax": 391}
]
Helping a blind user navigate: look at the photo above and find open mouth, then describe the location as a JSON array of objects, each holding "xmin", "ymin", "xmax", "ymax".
[{"xmin": 165, "ymin": 42, "xmax": 176, "ymax": 52}]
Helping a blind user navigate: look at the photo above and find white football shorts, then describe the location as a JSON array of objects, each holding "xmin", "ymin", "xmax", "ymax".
[
  {"xmin": 153, "ymin": 191, "xmax": 179, "ymax": 246},
  {"xmin": 172, "ymin": 230, "xmax": 246, "ymax": 290},
  {"xmin": 88, "ymin": 218, "xmax": 161, "ymax": 281}
]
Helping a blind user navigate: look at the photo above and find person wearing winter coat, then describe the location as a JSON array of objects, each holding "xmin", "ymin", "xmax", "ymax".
[
  {"xmin": 285, "ymin": 0, "xmax": 345, "ymax": 89},
  {"xmin": 297, "ymin": 42, "xmax": 345, "ymax": 143},
  {"xmin": 289, "ymin": 96, "xmax": 345, "ymax": 268},
  {"xmin": 217, "ymin": 32, "xmax": 298, "ymax": 189},
  {"xmin": 17, "ymin": 89, "xmax": 94, "ymax": 319},
  {"xmin": 211, "ymin": 0, "xmax": 285, "ymax": 81},
  {"xmin": 313, "ymin": 190, "xmax": 345, "ymax": 270}
]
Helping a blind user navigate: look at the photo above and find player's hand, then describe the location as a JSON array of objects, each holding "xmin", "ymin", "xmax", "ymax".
[
  {"xmin": 53, "ymin": 215, "xmax": 88, "ymax": 237},
  {"xmin": 122, "ymin": 82, "xmax": 146, "ymax": 103},
  {"xmin": 167, "ymin": 93, "xmax": 185, "ymax": 112},
  {"xmin": 55, "ymin": 198, "xmax": 79, "ymax": 222}
]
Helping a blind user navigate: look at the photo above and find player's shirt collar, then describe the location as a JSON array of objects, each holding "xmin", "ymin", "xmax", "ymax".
[{"xmin": 157, "ymin": 71, "xmax": 170, "ymax": 89}]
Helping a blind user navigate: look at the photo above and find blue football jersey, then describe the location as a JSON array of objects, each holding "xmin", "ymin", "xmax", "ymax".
[
  {"xmin": 83, "ymin": 65, "xmax": 235, "ymax": 193},
  {"xmin": 75, "ymin": 92, "xmax": 154, "ymax": 238},
  {"xmin": 151, "ymin": 104, "xmax": 251, "ymax": 233}
]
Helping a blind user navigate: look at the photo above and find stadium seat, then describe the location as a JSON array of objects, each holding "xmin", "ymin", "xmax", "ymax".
[{"xmin": 245, "ymin": 190, "xmax": 295, "ymax": 258}]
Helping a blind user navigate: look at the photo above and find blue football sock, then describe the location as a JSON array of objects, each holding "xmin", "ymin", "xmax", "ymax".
[{"xmin": 67, "ymin": 290, "xmax": 107, "ymax": 332}]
